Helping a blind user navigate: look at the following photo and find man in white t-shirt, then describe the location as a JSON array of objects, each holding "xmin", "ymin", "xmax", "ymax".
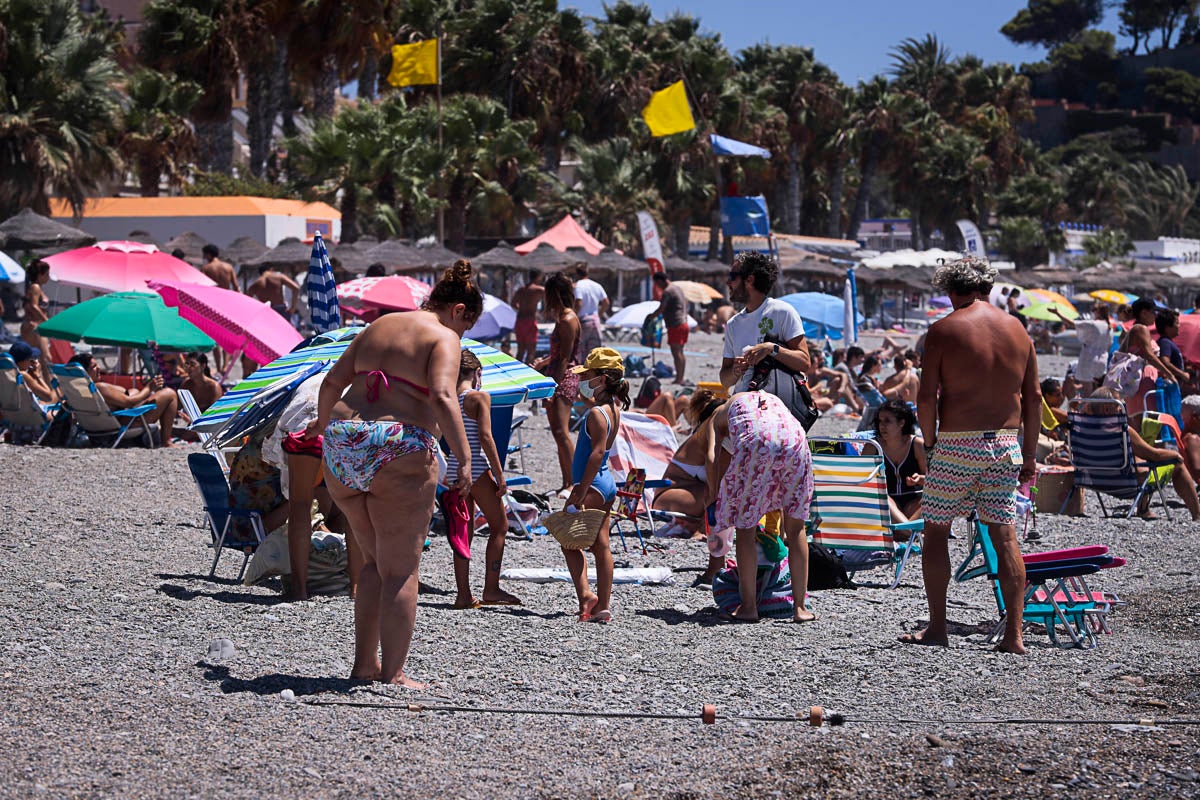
[
  {"xmin": 720, "ymin": 252, "xmax": 810, "ymax": 393},
  {"xmin": 573, "ymin": 263, "xmax": 609, "ymax": 356}
]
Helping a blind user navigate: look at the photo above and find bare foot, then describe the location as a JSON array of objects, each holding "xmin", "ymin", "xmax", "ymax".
[
  {"xmin": 793, "ymin": 609, "xmax": 817, "ymax": 623},
  {"xmin": 993, "ymin": 637, "xmax": 1027, "ymax": 655},
  {"xmin": 481, "ymin": 590, "xmax": 522, "ymax": 606},
  {"xmin": 898, "ymin": 628, "xmax": 949, "ymax": 647},
  {"xmin": 585, "ymin": 608, "xmax": 612, "ymax": 623},
  {"xmin": 389, "ymin": 673, "xmax": 427, "ymax": 690},
  {"xmin": 350, "ymin": 661, "xmax": 382, "ymax": 681},
  {"xmin": 452, "ymin": 596, "xmax": 482, "ymax": 610}
]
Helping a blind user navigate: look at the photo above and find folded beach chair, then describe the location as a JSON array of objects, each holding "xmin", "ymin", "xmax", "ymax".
[
  {"xmin": 807, "ymin": 437, "xmax": 923, "ymax": 588},
  {"xmin": 953, "ymin": 519, "xmax": 1125, "ymax": 648},
  {"xmin": 506, "ymin": 410, "xmax": 532, "ymax": 474},
  {"xmin": 0, "ymin": 354, "xmax": 59, "ymax": 444},
  {"xmin": 1060, "ymin": 397, "xmax": 1176, "ymax": 520},
  {"xmin": 187, "ymin": 451, "xmax": 268, "ymax": 580},
  {"xmin": 50, "ymin": 363, "xmax": 157, "ymax": 448}
]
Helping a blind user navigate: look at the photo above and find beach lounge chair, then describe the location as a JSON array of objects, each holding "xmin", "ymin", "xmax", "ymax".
[
  {"xmin": 187, "ymin": 452, "xmax": 268, "ymax": 580},
  {"xmin": 0, "ymin": 354, "xmax": 58, "ymax": 444},
  {"xmin": 807, "ymin": 438, "xmax": 923, "ymax": 588},
  {"xmin": 954, "ymin": 520, "xmax": 1125, "ymax": 648},
  {"xmin": 50, "ymin": 363, "xmax": 157, "ymax": 448},
  {"xmin": 1060, "ymin": 397, "xmax": 1176, "ymax": 519}
]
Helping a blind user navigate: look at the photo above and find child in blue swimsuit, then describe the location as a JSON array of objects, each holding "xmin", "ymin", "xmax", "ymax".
[{"xmin": 563, "ymin": 347, "xmax": 630, "ymax": 623}]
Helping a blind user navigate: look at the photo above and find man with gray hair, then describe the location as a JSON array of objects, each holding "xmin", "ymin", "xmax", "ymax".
[
  {"xmin": 1180, "ymin": 394, "xmax": 1200, "ymax": 481},
  {"xmin": 901, "ymin": 255, "xmax": 1040, "ymax": 655}
]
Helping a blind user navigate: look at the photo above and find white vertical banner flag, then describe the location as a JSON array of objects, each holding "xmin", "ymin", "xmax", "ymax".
[
  {"xmin": 955, "ymin": 219, "xmax": 986, "ymax": 257},
  {"xmin": 637, "ymin": 211, "xmax": 664, "ymax": 274}
]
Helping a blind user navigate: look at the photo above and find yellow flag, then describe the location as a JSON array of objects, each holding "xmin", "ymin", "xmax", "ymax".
[
  {"xmin": 641, "ymin": 80, "xmax": 695, "ymax": 137},
  {"xmin": 387, "ymin": 39, "xmax": 439, "ymax": 88}
]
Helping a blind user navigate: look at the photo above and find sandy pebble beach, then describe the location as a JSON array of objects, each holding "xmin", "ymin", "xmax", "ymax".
[{"xmin": 4, "ymin": 330, "xmax": 1200, "ymax": 798}]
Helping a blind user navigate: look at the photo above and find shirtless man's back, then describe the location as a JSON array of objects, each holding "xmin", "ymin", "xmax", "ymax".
[
  {"xmin": 200, "ymin": 245, "xmax": 239, "ymax": 291},
  {"xmin": 247, "ymin": 265, "xmax": 300, "ymax": 320}
]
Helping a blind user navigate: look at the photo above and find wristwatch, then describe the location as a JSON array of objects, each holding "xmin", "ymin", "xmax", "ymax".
[{"xmin": 771, "ymin": 344, "xmax": 780, "ymax": 356}]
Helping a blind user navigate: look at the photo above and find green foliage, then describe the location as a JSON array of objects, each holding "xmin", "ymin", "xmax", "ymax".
[
  {"xmin": 1080, "ymin": 227, "xmax": 1135, "ymax": 266},
  {"xmin": 1118, "ymin": 0, "xmax": 1199, "ymax": 53},
  {"xmin": 0, "ymin": 0, "xmax": 123, "ymax": 218},
  {"xmin": 118, "ymin": 70, "xmax": 202, "ymax": 196},
  {"xmin": 1144, "ymin": 67, "xmax": 1200, "ymax": 120},
  {"xmin": 1001, "ymin": 0, "xmax": 1105, "ymax": 46},
  {"xmin": 552, "ymin": 137, "xmax": 660, "ymax": 250},
  {"xmin": 185, "ymin": 171, "xmax": 293, "ymax": 199},
  {"xmin": 996, "ymin": 216, "xmax": 1066, "ymax": 268}
]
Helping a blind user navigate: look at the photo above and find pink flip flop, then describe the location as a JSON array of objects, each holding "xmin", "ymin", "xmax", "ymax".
[{"xmin": 442, "ymin": 488, "xmax": 472, "ymax": 560}]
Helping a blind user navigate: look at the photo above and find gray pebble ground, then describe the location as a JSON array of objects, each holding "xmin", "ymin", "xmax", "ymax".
[{"xmin": 3, "ymin": 331, "xmax": 1200, "ymax": 798}]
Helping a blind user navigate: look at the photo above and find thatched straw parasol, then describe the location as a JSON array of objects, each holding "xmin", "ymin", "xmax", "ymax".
[
  {"xmin": 164, "ymin": 231, "xmax": 211, "ymax": 261},
  {"xmin": 0, "ymin": 208, "xmax": 96, "ymax": 252}
]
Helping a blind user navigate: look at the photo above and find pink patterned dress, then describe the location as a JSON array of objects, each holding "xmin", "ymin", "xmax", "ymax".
[{"xmin": 715, "ymin": 392, "xmax": 814, "ymax": 530}]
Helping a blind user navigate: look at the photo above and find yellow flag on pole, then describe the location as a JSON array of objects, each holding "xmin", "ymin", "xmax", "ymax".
[
  {"xmin": 641, "ymin": 80, "xmax": 695, "ymax": 137},
  {"xmin": 387, "ymin": 39, "xmax": 439, "ymax": 87}
]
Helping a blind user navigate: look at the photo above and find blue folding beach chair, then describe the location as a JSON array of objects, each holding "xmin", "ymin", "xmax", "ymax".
[
  {"xmin": 954, "ymin": 519, "xmax": 1124, "ymax": 648},
  {"xmin": 1060, "ymin": 397, "xmax": 1176, "ymax": 519},
  {"xmin": 50, "ymin": 363, "xmax": 157, "ymax": 448},
  {"xmin": 0, "ymin": 354, "xmax": 59, "ymax": 444},
  {"xmin": 187, "ymin": 452, "xmax": 268, "ymax": 580}
]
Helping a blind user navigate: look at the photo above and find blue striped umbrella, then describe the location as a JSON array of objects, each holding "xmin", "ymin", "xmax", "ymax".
[
  {"xmin": 191, "ymin": 328, "xmax": 556, "ymax": 432},
  {"xmin": 306, "ymin": 232, "xmax": 341, "ymax": 333}
]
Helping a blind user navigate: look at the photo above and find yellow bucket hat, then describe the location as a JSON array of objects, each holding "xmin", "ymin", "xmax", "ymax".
[{"xmin": 571, "ymin": 346, "xmax": 624, "ymax": 374}]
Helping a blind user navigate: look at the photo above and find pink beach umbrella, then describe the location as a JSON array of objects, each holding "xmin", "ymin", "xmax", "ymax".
[
  {"xmin": 44, "ymin": 240, "xmax": 216, "ymax": 294},
  {"xmin": 148, "ymin": 279, "xmax": 303, "ymax": 366},
  {"xmin": 337, "ymin": 275, "xmax": 431, "ymax": 316}
]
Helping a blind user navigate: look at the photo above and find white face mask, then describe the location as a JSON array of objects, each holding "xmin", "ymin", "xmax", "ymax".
[{"xmin": 578, "ymin": 377, "xmax": 596, "ymax": 400}]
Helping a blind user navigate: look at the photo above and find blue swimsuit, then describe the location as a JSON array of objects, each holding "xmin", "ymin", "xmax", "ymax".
[{"xmin": 571, "ymin": 405, "xmax": 617, "ymax": 504}]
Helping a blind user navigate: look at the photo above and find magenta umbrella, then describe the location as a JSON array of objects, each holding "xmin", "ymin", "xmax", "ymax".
[
  {"xmin": 147, "ymin": 279, "xmax": 303, "ymax": 366},
  {"xmin": 337, "ymin": 275, "xmax": 431, "ymax": 316},
  {"xmin": 44, "ymin": 240, "xmax": 216, "ymax": 294}
]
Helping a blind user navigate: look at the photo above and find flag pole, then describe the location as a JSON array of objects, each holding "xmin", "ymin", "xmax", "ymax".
[
  {"xmin": 436, "ymin": 20, "xmax": 445, "ymax": 246},
  {"xmin": 679, "ymin": 72, "xmax": 724, "ymax": 263}
]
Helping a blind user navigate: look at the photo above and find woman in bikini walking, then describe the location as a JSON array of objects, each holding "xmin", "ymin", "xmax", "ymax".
[{"xmin": 307, "ymin": 261, "xmax": 482, "ymax": 688}]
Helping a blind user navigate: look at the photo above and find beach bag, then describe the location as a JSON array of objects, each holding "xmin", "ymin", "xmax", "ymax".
[
  {"xmin": 746, "ymin": 352, "xmax": 820, "ymax": 432},
  {"xmin": 640, "ymin": 313, "xmax": 663, "ymax": 349},
  {"xmin": 623, "ymin": 355, "xmax": 648, "ymax": 378},
  {"xmin": 806, "ymin": 542, "xmax": 852, "ymax": 590},
  {"xmin": 1103, "ymin": 351, "xmax": 1144, "ymax": 399},
  {"xmin": 635, "ymin": 376, "xmax": 662, "ymax": 409},
  {"xmin": 39, "ymin": 409, "xmax": 75, "ymax": 448},
  {"xmin": 653, "ymin": 360, "xmax": 675, "ymax": 379}
]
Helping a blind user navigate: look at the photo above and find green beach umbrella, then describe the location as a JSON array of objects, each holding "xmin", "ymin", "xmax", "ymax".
[
  {"xmin": 38, "ymin": 291, "xmax": 216, "ymax": 350},
  {"xmin": 1019, "ymin": 300, "xmax": 1079, "ymax": 322}
]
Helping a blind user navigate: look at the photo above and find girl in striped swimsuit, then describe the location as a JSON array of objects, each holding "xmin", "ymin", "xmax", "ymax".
[{"xmin": 442, "ymin": 350, "xmax": 522, "ymax": 609}]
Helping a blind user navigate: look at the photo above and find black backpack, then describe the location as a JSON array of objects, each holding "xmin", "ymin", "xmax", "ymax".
[{"xmin": 806, "ymin": 542, "xmax": 853, "ymax": 590}]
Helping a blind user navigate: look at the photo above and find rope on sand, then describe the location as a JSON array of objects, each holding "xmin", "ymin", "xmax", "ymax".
[{"xmin": 302, "ymin": 700, "xmax": 1200, "ymax": 729}]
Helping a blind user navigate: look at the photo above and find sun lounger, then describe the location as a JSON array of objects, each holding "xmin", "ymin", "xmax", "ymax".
[{"xmin": 50, "ymin": 363, "xmax": 156, "ymax": 448}]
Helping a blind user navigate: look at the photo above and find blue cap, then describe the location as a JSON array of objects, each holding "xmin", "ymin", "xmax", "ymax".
[{"xmin": 8, "ymin": 341, "xmax": 39, "ymax": 362}]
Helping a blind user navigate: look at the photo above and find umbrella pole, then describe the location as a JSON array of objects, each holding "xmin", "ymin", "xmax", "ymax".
[{"xmin": 220, "ymin": 346, "xmax": 246, "ymax": 385}]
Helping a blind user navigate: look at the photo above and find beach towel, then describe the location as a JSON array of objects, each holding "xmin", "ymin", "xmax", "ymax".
[{"xmin": 712, "ymin": 557, "xmax": 794, "ymax": 619}]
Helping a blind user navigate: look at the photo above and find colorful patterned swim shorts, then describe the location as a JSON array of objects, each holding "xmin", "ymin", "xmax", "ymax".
[{"xmin": 923, "ymin": 429, "xmax": 1022, "ymax": 526}]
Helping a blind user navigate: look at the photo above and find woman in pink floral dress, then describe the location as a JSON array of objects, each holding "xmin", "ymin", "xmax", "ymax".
[{"xmin": 706, "ymin": 392, "xmax": 815, "ymax": 623}]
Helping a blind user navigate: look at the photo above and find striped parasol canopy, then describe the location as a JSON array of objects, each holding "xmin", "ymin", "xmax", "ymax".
[
  {"xmin": 306, "ymin": 232, "xmax": 341, "ymax": 333},
  {"xmin": 191, "ymin": 328, "xmax": 555, "ymax": 432}
]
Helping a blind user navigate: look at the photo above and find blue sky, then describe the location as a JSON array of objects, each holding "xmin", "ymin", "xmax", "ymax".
[{"xmin": 565, "ymin": 1, "xmax": 1133, "ymax": 85}]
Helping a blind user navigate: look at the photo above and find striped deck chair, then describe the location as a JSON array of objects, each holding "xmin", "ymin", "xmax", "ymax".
[
  {"xmin": 808, "ymin": 438, "xmax": 923, "ymax": 589},
  {"xmin": 1061, "ymin": 398, "xmax": 1176, "ymax": 520}
]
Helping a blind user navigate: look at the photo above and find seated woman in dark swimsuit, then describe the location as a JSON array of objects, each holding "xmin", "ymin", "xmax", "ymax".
[
  {"xmin": 307, "ymin": 261, "xmax": 482, "ymax": 688},
  {"xmin": 863, "ymin": 399, "xmax": 926, "ymax": 525}
]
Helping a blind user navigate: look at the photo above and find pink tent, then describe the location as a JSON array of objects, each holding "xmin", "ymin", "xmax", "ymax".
[
  {"xmin": 148, "ymin": 280, "xmax": 303, "ymax": 365},
  {"xmin": 514, "ymin": 216, "xmax": 606, "ymax": 255},
  {"xmin": 44, "ymin": 241, "xmax": 216, "ymax": 294}
]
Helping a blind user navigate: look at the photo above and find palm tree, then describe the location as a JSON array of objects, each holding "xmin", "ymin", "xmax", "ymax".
[
  {"xmin": 1121, "ymin": 162, "xmax": 1199, "ymax": 238},
  {"xmin": 117, "ymin": 70, "xmax": 202, "ymax": 196},
  {"xmin": 845, "ymin": 78, "xmax": 903, "ymax": 240},
  {"xmin": 0, "ymin": 0, "xmax": 123, "ymax": 218},
  {"xmin": 139, "ymin": 0, "xmax": 264, "ymax": 174},
  {"xmin": 889, "ymin": 34, "xmax": 956, "ymax": 113},
  {"xmin": 559, "ymin": 136, "xmax": 660, "ymax": 250}
]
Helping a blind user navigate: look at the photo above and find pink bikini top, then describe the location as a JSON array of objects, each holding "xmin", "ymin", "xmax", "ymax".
[{"xmin": 356, "ymin": 370, "xmax": 430, "ymax": 402}]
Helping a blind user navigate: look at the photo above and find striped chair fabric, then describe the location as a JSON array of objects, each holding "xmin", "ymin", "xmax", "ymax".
[{"xmin": 808, "ymin": 452, "xmax": 893, "ymax": 551}]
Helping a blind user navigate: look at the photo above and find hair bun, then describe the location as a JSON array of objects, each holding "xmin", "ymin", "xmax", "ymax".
[{"xmin": 445, "ymin": 259, "xmax": 474, "ymax": 284}]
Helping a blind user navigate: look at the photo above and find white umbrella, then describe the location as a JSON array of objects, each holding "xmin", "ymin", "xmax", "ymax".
[
  {"xmin": 606, "ymin": 300, "xmax": 698, "ymax": 330},
  {"xmin": 0, "ymin": 251, "xmax": 25, "ymax": 283},
  {"xmin": 465, "ymin": 293, "xmax": 517, "ymax": 340}
]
